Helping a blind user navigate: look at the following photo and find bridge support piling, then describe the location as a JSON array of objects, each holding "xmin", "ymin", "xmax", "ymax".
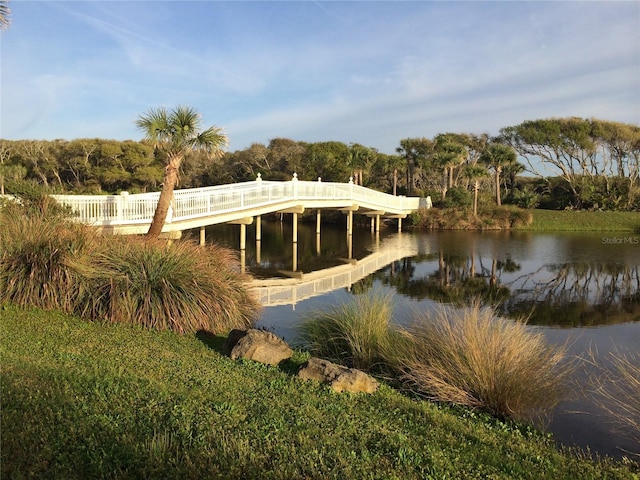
[
  {"xmin": 316, "ymin": 210, "xmax": 321, "ymax": 234},
  {"xmin": 240, "ymin": 224, "xmax": 246, "ymax": 250},
  {"xmin": 256, "ymin": 215, "xmax": 261, "ymax": 241},
  {"xmin": 398, "ymin": 217, "xmax": 402, "ymax": 233},
  {"xmin": 371, "ymin": 217, "xmax": 375, "ymax": 232},
  {"xmin": 199, "ymin": 226, "xmax": 206, "ymax": 246},
  {"xmin": 292, "ymin": 213, "xmax": 298, "ymax": 244},
  {"xmin": 347, "ymin": 210, "xmax": 353, "ymax": 236}
]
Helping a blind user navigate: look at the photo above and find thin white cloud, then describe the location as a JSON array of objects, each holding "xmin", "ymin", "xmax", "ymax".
[{"xmin": 1, "ymin": 0, "xmax": 637, "ymax": 153}]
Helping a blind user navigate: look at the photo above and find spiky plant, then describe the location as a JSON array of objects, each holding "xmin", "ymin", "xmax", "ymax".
[
  {"xmin": 74, "ymin": 237, "xmax": 260, "ymax": 334},
  {"xmin": 398, "ymin": 302, "xmax": 574, "ymax": 426}
]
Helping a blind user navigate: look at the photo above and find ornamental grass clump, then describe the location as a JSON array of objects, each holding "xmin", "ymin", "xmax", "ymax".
[
  {"xmin": 0, "ymin": 202, "xmax": 95, "ymax": 311},
  {"xmin": 74, "ymin": 236, "xmax": 260, "ymax": 334},
  {"xmin": 587, "ymin": 349, "xmax": 640, "ymax": 455},
  {"xmin": 297, "ymin": 290, "xmax": 398, "ymax": 371},
  {"xmin": 398, "ymin": 303, "xmax": 574, "ymax": 426}
]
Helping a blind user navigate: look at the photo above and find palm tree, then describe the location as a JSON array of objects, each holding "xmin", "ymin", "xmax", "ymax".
[
  {"xmin": 0, "ymin": 1, "xmax": 11, "ymax": 31},
  {"xmin": 433, "ymin": 134, "xmax": 466, "ymax": 201},
  {"xmin": 463, "ymin": 164, "xmax": 489, "ymax": 216},
  {"xmin": 480, "ymin": 143, "xmax": 518, "ymax": 207},
  {"xmin": 136, "ymin": 106, "xmax": 227, "ymax": 238}
]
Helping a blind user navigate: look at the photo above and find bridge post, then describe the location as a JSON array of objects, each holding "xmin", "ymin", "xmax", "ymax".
[
  {"xmin": 240, "ymin": 224, "xmax": 246, "ymax": 250},
  {"xmin": 292, "ymin": 172, "xmax": 298, "ymax": 199},
  {"xmin": 347, "ymin": 210, "xmax": 353, "ymax": 236},
  {"xmin": 293, "ymin": 212, "xmax": 298, "ymax": 243},
  {"xmin": 199, "ymin": 226, "xmax": 206, "ymax": 246},
  {"xmin": 316, "ymin": 210, "xmax": 321, "ymax": 234},
  {"xmin": 398, "ymin": 217, "xmax": 402, "ymax": 233},
  {"xmin": 256, "ymin": 215, "xmax": 261, "ymax": 241},
  {"xmin": 117, "ymin": 191, "xmax": 129, "ymax": 222}
]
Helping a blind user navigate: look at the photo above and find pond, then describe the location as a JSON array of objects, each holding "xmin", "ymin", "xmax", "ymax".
[{"xmin": 197, "ymin": 219, "xmax": 640, "ymax": 459}]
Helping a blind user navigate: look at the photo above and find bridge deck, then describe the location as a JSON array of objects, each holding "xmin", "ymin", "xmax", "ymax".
[{"xmin": 52, "ymin": 177, "xmax": 423, "ymax": 235}]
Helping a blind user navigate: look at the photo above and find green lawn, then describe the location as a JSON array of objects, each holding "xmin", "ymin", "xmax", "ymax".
[
  {"xmin": 1, "ymin": 305, "xmax": 637, "ymax": 479},
  {"xmin": 516, "ymin": 209, "xmax": 640, "ymax": 232}
]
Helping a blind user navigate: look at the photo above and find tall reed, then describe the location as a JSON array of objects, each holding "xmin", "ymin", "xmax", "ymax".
[{"xmin": 397, "ymin": 303, "xmax": 574, "ymax": 426}]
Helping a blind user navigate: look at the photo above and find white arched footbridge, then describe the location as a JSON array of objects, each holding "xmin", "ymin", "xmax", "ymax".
[{"xmin": 52, "ymin": 175, "xmax": 429, "ymax": 242}]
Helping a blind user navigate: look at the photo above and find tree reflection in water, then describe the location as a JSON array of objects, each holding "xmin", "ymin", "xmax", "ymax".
[{"xmin": 374, "ymin": 252, "xmax": 639, "ymax": 328}]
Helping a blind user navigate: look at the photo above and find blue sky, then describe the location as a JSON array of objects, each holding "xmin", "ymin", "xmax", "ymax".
[{"xmin": 1, "ymin": 1, "xmax": 638, "ymax": 154}]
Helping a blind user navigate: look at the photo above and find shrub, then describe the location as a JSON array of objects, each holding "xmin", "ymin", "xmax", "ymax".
[
  {"xmin": 479, "ymin": 205, "xmax": 533, "ymax": 229},
  {"xmin": 509, "ymin": 187, "xmax": 541, "ymax": 209},
  {"xmin": 397, "ymin": 303, "xmax": 574, "ymax": 426},
  {"xmin": 0, "ymin": 202, "xmax": 95, "ymax": 311},
  {"xmin": 73, "ymin": 237, "xmax": 261, "ymax": 334},
  {"xmin": 442, "ymin": 187, "xmax": 472, "ymax": 208},
  {"xmin": 0, "ymin": 204, "xmax": 261, "ymax": 334},
  {"xmin": 297, "ymin": 290, "xmax": 398, "ymax": 371},
  {"xmin": 409, "ymin": 206, "xmax": 532, "ymax": 230}
]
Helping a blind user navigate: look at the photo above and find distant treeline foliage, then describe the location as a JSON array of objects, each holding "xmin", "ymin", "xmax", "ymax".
[{"xmin": 1, "ymin": 117, "xmax": 638, "ymax": 210}]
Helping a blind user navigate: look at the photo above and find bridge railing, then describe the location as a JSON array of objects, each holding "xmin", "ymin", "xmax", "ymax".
[{"xmin": 52, "ymin": 178, "xmax": 420, "ymax": 226}]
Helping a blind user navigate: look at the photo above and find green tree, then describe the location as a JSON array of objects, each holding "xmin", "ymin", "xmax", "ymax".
[
  {"xmin": 397, "ymin": 137, "xmax": 432, "ymax": 196},
  {"xmin": 433, "ymin": 134, "xmax": 467, "ymax": 201},
  {"xmin": 463, "ymin": 164, "xmax": 489, "ymax": 215},
  {"xmin": 303, "ymin": 141, "xmax": 351, "ymax": 182},
  {"xmin": 480, "ymin": 143, "xmax": 518, "ymax": 207},
  {"xmin": 136, "ymin": 106, "xmax": 227, "ymax": 238},
  {"xmin": 500, "ymin": 118, "xmax": 598, "ymax": 208},
  {"xmin": 266, "ymin": 138, "xmax": 305, "ymax": 180},
  {"xmin": 349, "ymin": 143, "xmax": 377, "ymax": 185}
]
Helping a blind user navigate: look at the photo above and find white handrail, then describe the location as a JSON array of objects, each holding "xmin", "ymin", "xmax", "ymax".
[{"xmin": 51, "ymin": 178, "xmax": 422, "ymax": 228}]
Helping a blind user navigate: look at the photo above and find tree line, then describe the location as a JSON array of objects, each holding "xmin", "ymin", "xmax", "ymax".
[{"xmin": 1, "ymin": 116, "xmax": 638, "ymax": 211}]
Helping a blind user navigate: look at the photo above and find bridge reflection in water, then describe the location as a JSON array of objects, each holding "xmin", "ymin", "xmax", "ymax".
[{"xmin": 250, "ymin": 233, "xmax": 423, "ymax": 308}]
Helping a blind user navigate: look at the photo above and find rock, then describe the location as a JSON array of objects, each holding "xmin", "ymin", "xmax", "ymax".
[
  {"xmin": 297, "ymin": 357, "xmax": 379, "ymax": 394},
  {"xmin": 224, "ymin": 329, "xmax": 293, "ymax": 366}
]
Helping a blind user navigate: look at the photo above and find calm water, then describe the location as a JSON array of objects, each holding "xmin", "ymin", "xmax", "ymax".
[{"xmin": 196, "ymin": 219, "xmax": 640, "ymax": 458}]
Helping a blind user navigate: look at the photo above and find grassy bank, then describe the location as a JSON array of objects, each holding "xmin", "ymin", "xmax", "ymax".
[
  {"xmin": 1, "ymin": 306, "xmax": 637, "ymax": 479},
  {"xmin": 515, "ymin": 209, "xmax": 640, "ymax": 232}
]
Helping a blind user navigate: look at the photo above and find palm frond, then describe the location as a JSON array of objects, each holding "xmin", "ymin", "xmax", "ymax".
[{"xmin": 0, "ymin": 1, "xmax": 11, "ymax": 31}]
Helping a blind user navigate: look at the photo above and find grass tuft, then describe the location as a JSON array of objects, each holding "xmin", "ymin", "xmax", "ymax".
[
  {"xmin": 397, "ymin": 302, "xmax": 575, "ymax": 427},
  {"xmin": 297, "ymin": 290, "xmax": 396, "ymax": 371},
  {"xmin": 0, "ymin": 203, "xmax": 261, "ymax": 334},
  {"xmin": 73, "ymin": 237, "xmax": 261, "ymax": 333},
  {"xmin": 0, "ymin": 202, "xmax": 96, "ymax": 311},
  {"xmin": 587, "ymin": 348, "xmax": 640, "ymax": 456}
]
